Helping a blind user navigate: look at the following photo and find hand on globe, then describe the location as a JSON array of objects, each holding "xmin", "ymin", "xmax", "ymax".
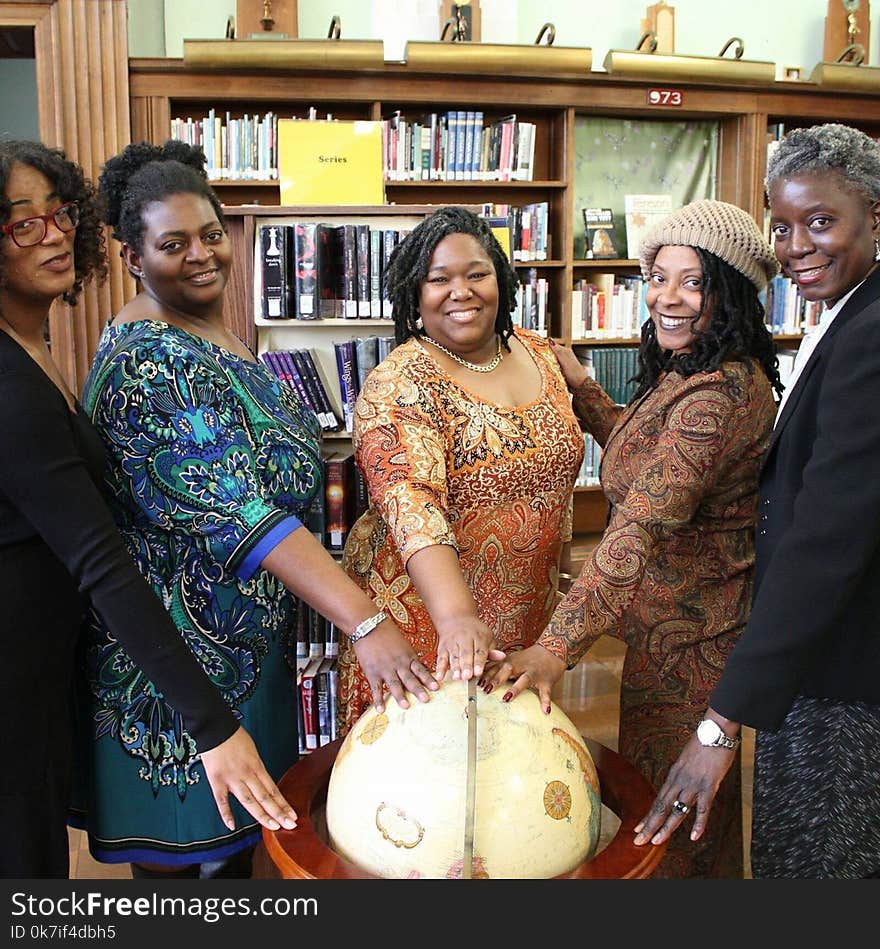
[
  {"xmin": 434, "ymin": 614, "xmax": 504, "ymax": 682},
  {"xmin": 353, "ymin": 618, "xmax": 439, "ymax": 713},
  {"xmin": 481, "ymin": 643, "xmax": 567, "ymax": 713}
]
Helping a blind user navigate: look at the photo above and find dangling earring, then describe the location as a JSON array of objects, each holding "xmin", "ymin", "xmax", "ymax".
[
  {"xmin": 874, "ymin": 237, "xmax": 880, "ymax": 261},
  {"xmin": 414, "ymin": 316, "xmax": 424, "ymax": 331}
]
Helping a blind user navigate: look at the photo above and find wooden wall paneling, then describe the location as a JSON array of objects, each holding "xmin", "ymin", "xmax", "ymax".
[
  {"xmin": 223, "ymin": 213, "xmax": 257, "ymax": 352},
  {"xmin": 717, "ymin": 112, "xmax": 766, "ymax": 223},
  {"xmin": 1, "ymin": 0, "xmax": 132, "ymax": 395},
  {"xmin": 130, "ymin": 95, "xmax": 171, "ymax": 148}
]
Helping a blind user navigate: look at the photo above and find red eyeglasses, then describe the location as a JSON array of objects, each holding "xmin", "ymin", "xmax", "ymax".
[{"xmin": 0, "ymin": 202, "xmax": 79, "ymax": 248}]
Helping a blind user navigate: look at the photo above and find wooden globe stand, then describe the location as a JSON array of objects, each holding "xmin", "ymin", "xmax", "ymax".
[{"xmin": 256, "ymin": 736, "xmax": 667, "ymax": 879}]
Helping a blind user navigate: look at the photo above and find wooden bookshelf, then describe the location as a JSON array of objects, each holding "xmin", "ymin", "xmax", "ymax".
[{"xmin": 129, "ymin": 58, "xmax": 880, "ymax": 529}]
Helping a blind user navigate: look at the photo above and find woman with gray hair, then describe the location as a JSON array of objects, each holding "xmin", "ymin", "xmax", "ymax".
[{"xmin": 636, "ymin": 123, "xmax": 880, "ymax": 879}]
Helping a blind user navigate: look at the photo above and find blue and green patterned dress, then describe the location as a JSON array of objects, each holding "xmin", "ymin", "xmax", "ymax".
[{"xmin": 75, "ymin": 320, "xmax": 321, "ymax": 865}]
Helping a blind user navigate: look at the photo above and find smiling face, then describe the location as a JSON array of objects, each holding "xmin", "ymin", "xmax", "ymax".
[
  {"xmin": 418, "ymin": 232, "xmax": 499, "ymax": 359},
  {"xmin": 768, "ymin": 172, "xmax": 880, "ymax": 307},
  {"xmin": 0, "ymin": 162, "xmax": 77, "ymax": 316},
  {"xmin": 125, "ymin": 192, "xmax": 231, "ymax": 320},
  {"xmin": 645, "ymin": 244, "xmax": 710, "ymax": 353}
]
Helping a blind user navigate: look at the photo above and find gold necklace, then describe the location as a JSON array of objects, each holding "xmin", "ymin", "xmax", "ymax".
[{"xmin": 421, "ymin": 334, "xmax": 503, "ymax": 373}]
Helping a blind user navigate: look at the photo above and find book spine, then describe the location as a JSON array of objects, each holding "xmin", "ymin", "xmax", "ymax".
[
  {"xmin": 308, "ymin": 605, "xmax": 324, "ymax": 660},
  {"xmin": 334, "ymin": 340, "xmax": 357, "ymax": 433},
  {"xmin": 259, "ymin": 224, "xmax": 288, "ymax": 319},
  {"xmin": 342, "ymin": 224, "xmax": 358, "ymax": 318},
  {"xmin": 381, "ymin": 229, "xmax": 397, "ymax": 319},
  {"xmin": 293, "ymin": 222, "xmax": 319, "ymax": 320},
  {"xmin": 316, "ymin": 223, "xmax": 340, "ymax": 318},
  {"xmin": 299, "ymin": 660, "xmax": 320, "ymax": 751},
  {"xmin": 297, "ymin": 349, "xmax": 339, "ymax": 432},
  {"xmin": 356, "ymin": 224, "xmax": 371, "ymax": 318},
  {"xmin": 324, "ymin": 448, "xmax": 355, "ymax": 551},
  {"xmin": 369, "ymin": 228, "xmax": 382, "ymax": 318},
  {"xmin": 275, "ymin": 349, "xmax": 314, "ymax": 413}
]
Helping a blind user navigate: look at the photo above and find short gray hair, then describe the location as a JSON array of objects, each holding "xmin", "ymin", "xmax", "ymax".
[{"xmin": 766, "ymin": 123, "xmax": 880, "ymax": 204}]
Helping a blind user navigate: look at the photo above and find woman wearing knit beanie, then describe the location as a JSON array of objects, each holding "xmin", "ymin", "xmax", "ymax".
[
  {"xmin": 639, "ymin": 124, "xmax": 880, "ymax": 880},
  {"xmin": 484, "ymin": 198, "xmax": 782, "ymax": 878}
]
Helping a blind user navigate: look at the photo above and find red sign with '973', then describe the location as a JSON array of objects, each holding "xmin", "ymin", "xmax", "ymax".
[{"xmin": 647, "ymin": 88, "xmax": 684, "ymax": 107}]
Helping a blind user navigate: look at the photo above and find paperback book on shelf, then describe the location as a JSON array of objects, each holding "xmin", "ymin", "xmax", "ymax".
[
  {"xmin": 623, "ymin": 194, "xmax": 673, "ymax": 260},
  {"xmin": 582, "ymin": 208, "xmax": 619, "ymax": 259}
]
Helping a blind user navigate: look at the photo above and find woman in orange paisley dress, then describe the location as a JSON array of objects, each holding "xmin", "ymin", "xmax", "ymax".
[
  {"xmin": 338, "ymin": 207, "xmax": 584, "ymax": 733},
  {"xmin": 486, "ymin": 200, "xmax": 783, "ymax": 878}
]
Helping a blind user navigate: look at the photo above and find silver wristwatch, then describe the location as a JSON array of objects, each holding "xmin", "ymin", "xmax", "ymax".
[
  {"xmin": 696, "ymin": 718, "xmax": 740, "ymax": 750},
  {"xmin": 348, "ymin": 610, "xmax": 388, "ymax": 644}
]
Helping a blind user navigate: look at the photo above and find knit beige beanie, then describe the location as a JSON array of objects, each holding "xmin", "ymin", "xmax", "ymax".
[{"xmin": 639, "ymin": 199, "xmax": 779, "ymax": 292}]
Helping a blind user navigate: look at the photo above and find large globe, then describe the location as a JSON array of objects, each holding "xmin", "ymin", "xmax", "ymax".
[{"xmin": 325, "ymin": 679, "xmax": 601, "ymax": 878}]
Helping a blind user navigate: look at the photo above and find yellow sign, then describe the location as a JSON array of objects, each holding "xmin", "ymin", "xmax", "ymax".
[{"xmin": 278, "ymin": 120, "xmax": 385, "ymax": 205}]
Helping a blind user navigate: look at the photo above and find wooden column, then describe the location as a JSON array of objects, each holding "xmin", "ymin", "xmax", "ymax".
[{"xmin": 0, "ymin": 0, "xmax": 133, "ymax": 394}]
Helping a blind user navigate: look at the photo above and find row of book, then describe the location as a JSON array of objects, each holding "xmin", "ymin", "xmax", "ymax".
[
  {"xmin": 383, "ymin": 111, "xmax": 536, "ymax": 182},
  {"xmin": 171, "ymin": 110, "xmax": 278, "ymax": 181},
  {"xmin": 765, "ymin": 274, "xmax": 823, "ymax": 335},
  {"xmin": 577, "ymin": 346, "xmax": 640, "ymax": 407},
  {"xmin": 260, "ymin": 337, "xmax": 396, "ymax": 435},
  {"xmin": 514, "ymin": 269, "xmax": 549, "ymax": 336},
  {"xmin": 258, "ymin": 222, "xmax": 411, "ymax": 322},
  {"xmin": 571, "ymin": 275, "xmax": 650, "ymax": 340},
  {"xmin": 296, "ymin": 656, "xmax": 338, "ymax": 752},
  {"xmin": 169, "ymin": 110, "xmax": 538, "ymax": 184},
  {"xmin": 482, "ymin": 202, "xmax": 550, "ymax": 262},
  {"xmin": 575, "ymin": 432, "xmax": 602, "ymax": 488},
  {"xmin": 260, "ymin": 347, "xmax": 341, "ymax": 433}
]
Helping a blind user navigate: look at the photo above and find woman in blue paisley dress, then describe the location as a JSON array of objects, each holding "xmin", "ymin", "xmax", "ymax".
[{"xmin": 75, "ymin": 141, "xmax": 442, "ymax": 878}]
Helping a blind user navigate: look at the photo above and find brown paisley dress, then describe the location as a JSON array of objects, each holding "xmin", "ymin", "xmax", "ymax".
[
  {"xmin": 539, "ymin": 358, "xmax": 776, "ymax": 878},
  {"xmin": 339, "ymin": 328, "xmax": 584, "ymax": 733}
]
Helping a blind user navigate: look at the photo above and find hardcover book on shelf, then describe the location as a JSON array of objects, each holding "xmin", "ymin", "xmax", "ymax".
[
  {"xmin": 295, "ymin": 349, "xmax": 341, "ymax": 432},
  {"xmin": 298, "ymin": 657, "xmax": 323, "ymax": 751},
  {"xmin": 307, "ymin": 604, "xmax": 325, "ymax": 660},
  {"xmin": 293, "ymin": 222, "xmax": 320, "ymax": 320},
  {"xmin": 333, "ymin": 338, "xmax": 358, "ymax": 433},
  {"xmin": 273, "ymin": 349, "xmax": 314, "ymax": 413},
  {"xmin": 623, "ymin": 194, "xmax": 672, "ymax": 260},
  {"xmin": 315, "ymin": 657, "xmax": 336, "ymax": 747},
  {"xmin": 316, "ymin": 222, "xmax": 343, "ymax": 318},
  {"xmin": 339, "ymin": 224, "xmax": 359, "ymax": 319},
  {"xmin": 369, "ymin": 228, "xmax": 383, "ymax": 318},
  {"xmin": 259, "ymin": 224, "xmax": 289, "ymax": 319},
  {"xmin": 582, "ymin": 208, "xmax": 619, "ymax": 259},
  {"xmin": 356, "ymin": 224, "xmax": 371, "ymax": 318},
  {"xmin": 354, "ymin": 335, "xmax": 380, "ymax": 393},
  {"xmin": 324, "ymin": 445, "xmax": 356, "ymax": 553}
]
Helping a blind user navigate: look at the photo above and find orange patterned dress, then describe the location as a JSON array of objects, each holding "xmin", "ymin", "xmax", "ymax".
[{"xmin": 338, "ymin": 328, "xmax": 584, "ymax": 733}]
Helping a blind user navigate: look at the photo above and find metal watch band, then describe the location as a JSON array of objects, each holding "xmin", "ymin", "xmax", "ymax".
[{"xmin": 348, "ymin": 610, "xmax": 388, "ymax": 643}]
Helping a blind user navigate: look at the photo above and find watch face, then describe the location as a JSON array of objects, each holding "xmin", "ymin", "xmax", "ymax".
[{"xmin": 697, "ymin": 719, "xmax": 721, "ymax": 745}]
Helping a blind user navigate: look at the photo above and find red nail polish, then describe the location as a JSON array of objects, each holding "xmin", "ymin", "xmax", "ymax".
[
  {"xmin": 503, "ymin": 691, "xmax": 513, "ymax": 702},
  {"xmin": 486, "ymin": 684, "xmax": 493, "ymax": 694}
]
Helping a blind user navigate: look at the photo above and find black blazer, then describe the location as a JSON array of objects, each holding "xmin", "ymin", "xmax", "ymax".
[{"xmin": 712, "ymin": 265, "xmax": 880, "ymax": 731}]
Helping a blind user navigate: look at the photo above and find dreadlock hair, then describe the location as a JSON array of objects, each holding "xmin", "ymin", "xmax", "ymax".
[
  {"xmin": 98, "ymin": 140, "xmax": 225, "ymax": 253},
  {"xmin": 0, "ymin": 140, "xmax": 106, "ymax": 307},
  {"xmin": 386, "ymin": 206, "xmax": 519, "ymax": 347},
  {"xmin": 632, "ymin": 246, "xmax": 783, "ymax": 401}
]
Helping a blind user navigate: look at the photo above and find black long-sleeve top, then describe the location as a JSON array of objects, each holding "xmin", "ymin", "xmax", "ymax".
[{"xmin": 0, "ymin": 330, "xmax": 236, "ymax": 754}]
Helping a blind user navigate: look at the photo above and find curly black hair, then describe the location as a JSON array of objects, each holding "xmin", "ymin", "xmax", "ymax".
[
  {"xmin": 632, "ymin": 247, "xmax": 783, "ymax": 400},
  {"xmin": 386, "ymin": 206, "xmax": 519, "ymax": 347},
  {"xmin": 98, "ymin": 140, "xmax": 224, "ymax": 253},
  {"xmin": 0, "ymin": 139, "xmax": 106, "ymax": 306}
]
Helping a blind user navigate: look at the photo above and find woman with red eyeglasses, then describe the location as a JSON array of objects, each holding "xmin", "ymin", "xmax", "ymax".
[{"xmin": 0, "ymin": 140, "xmax": 298, "ymax": 878}]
